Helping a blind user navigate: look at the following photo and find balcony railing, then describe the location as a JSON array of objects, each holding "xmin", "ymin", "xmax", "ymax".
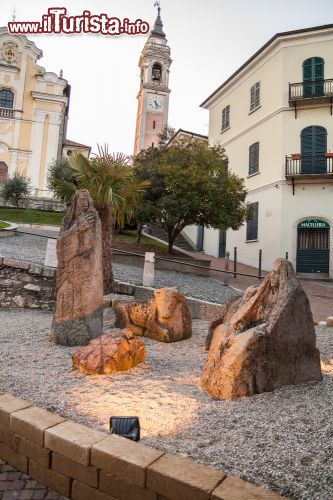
[
  {"xmin": 286, "ymin": 154, "xmax": 333, "ymax": 176},
  {"xmin": 0, "ymin": 107, "xmax": 14, "ymax": 118},
  {"xmin": 289, "ymin": 79, "xmax": 333, "ymax": 101}
]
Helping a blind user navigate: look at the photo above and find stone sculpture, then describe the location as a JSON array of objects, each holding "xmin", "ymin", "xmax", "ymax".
[
  {"xmin": 51, "ymin": 190, "xmax": 104, "ymax": 346},
  {"xmin": 201, "ymin": 259, "xmax": 322, "ymax": 400},
  {"xmin": 72, "ymin": 330, "xmax": 145, "ymax": 375},
  {"xmin": 115, "ymin": 287, "xmax": 192, "ymax": 342}
]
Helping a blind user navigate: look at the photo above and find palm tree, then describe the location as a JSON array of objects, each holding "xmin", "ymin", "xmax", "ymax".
[{"xmin": 49, "ymin": 146, "xmax": 149, "ymax": 294}]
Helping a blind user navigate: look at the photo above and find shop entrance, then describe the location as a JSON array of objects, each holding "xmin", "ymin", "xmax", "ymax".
[{"xmin": 296, "ymin": 219, "xmax": 329, "ymax": 274}]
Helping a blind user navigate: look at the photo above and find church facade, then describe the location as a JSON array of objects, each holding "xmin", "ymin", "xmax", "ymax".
[
  {"xmin": 0, "ymin": 27, "xmax": 89, "ymax": 197},
  {"xmin": 134, "ymin": 7, "xmax": 171, "ymax": 155}
]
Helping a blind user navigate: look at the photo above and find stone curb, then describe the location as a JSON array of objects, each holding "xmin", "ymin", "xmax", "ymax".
[
  {"xmin": 0, "ymin": 221, "xmax": 18, "ymax": 232},
  {"xmin": 0, "ymin": 393, "xmax": 284, "ymax": 499},
  {"xmin": 113, "ymin": 281, "xmax": 225, "ymax": 320}
]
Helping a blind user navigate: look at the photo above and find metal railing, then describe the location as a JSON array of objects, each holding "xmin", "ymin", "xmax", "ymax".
[
  {"xmin": 285, "ymin": 155, "xmax": 333, "ymax": 176},
  {"xmin": 0, "ymin": 107, "xmax": 14, "ymax": 118},
  {"xmin": 14, "ymin": 230, "xmax": 268, "ymax": 283},
  {"xmin": 289, "ymin": 79, "xmax": 333, "ymax": 100}
]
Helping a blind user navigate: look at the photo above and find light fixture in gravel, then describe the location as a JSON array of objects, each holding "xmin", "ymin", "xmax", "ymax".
[{"xmin": 110, "ymin": 416, "xmax": 140, "ymax": 441}]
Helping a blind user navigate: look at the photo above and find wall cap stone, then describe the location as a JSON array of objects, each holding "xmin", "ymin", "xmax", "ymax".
[
  {"xmin": 92, "ymin": 435, "xmax": 163, "ymax": 489},
  {"xmin": 45, "ymin": 420, "xmax": 107, "ymax": 465},
  {"xmin": 147, "ymin": 453, "xmax": 225, "ymax": 500},
  {"xmin": 10, "ymin": 406, "xmax": 65, "ymax": 446},
  {"xmin": 0, "ymin": 394, "xmax": 32, "ymax": 428},
  {"xmin": 2, "ymin": 258, "xmax": 30, "ymax": 270}
]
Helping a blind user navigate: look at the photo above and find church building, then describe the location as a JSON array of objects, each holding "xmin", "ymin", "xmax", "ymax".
[
  {"xmin": 134, "ymin": 6, "xmax": 172, "ymax": 155},
  {"xmin": 0, "ymin": 27, "xmax": 90, "ymax": 197}
]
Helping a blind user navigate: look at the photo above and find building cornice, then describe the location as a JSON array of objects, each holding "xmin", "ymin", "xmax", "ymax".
[
  {"xmin": 201, "ymin": 24, "xmax": 333, "ymax": 109},
  {"xmin": 31, "ymin": 91, "xmax": 67, "ymax": 105}
]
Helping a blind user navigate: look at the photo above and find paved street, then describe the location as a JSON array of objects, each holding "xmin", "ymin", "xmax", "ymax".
[{"xmin": 0, "ymin": 460, "xmax": 67, "ymax": 500}]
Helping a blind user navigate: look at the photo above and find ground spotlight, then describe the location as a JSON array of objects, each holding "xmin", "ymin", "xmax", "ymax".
[{"xmin": 109, "ymin": 416, "xmax": 140, "ymax": 441}]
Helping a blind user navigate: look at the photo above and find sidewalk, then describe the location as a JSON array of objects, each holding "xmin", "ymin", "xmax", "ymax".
[
  {"xmin": 191, "ymin": 253, "xmax": 333, "ymax": 322},
  {"xmin": 0, "ymin": 459, "xmax": 67, "ymax": 500}
]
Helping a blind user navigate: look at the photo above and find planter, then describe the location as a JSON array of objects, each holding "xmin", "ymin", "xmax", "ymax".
[{"xmin": 291, "ymin": 153, "xmax": 301, "ymax": 160}]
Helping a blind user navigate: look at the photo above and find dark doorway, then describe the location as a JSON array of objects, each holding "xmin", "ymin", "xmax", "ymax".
[
  {"xmin": 219, "ymin": 230, "xmax": 226, "ymax": 258},
  {"xmin": 197, "ymin": 226, "xmax": 204, "ymax": 251},
  {"xmin": 296, "ymin": 220, "xmax": 329, "ymax": 274}
]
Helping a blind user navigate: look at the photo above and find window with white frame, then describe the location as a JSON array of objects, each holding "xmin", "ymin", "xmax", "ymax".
[
  {"xmin": 249, "ymin": 142, "xmax": 260, "ymax": 175},
  {"xmin": 250, "ymin": 82, "xmax": 260, "ymax": 111},
  {"xmin": 221, "ymin": 105, "xmax": 230, "ymax": 131}
]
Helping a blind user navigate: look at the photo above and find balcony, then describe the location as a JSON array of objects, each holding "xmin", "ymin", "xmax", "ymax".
[
  {"xmin": 0, "ymin": 107, "xmax": 14, "ymax": 118},
  {"xmin": 286, "ymin": 154, "xmax": 333, "ymax": 183},
  {"xmin": 289, "ymin": 80, "xmax": 333, "ymax": 116}
]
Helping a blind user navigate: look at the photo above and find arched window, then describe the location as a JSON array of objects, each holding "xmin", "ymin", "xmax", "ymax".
[
  {"xmin": 152, "ymin": 63, "xmax": 162, "ymax": 82},
  {"xmin": 303, "ymin": 57, "xmax": 324, "ymax": 97},
  {"xmin": 301, "ymin": 126, "xmax": 327, "ymax": 174},
  {"xmin": 0, "ymin": 89, "xmax": 14, "ymax": 109}
]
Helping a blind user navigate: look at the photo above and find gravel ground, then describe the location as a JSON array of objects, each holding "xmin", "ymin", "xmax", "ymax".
[
  {"xmin": 0, "ymin": 308, "xmax": 332, "ymax": 500},
  {"xmin": 0, "ymin": 232, "xmax": 48, "ymax": 264},
  {"xmin": 0, "ymin": 231, "xmax": 240, "ymax": 303}
]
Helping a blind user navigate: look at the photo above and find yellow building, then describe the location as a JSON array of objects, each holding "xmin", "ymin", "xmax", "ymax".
[{"xmin": 0, "ymin": 27, "xmax": 90, "ymax": 197}]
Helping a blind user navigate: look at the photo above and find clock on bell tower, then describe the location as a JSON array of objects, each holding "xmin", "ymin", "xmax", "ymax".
[{"xmin": 134, "ymin": 4, "xmax": 172, "ymax": 156}]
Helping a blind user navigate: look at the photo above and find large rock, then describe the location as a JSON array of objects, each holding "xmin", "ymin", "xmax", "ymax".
[
  {"xmin": 72, "ymin": 330, "xmax": 145, "ymax": 375},
  {"xmin": 51, "ymin": 190, "xmax": 103, "ymax": 346},
  {"xmin": 201, "ymin": 259, "xmax": 322, "ymax": 400},
  {"xmin": 115, "ymin": 287, "xmax": 192, "ymax": 342}
]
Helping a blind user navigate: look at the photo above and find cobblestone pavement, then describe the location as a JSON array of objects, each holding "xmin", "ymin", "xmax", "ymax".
[{"xmin": 0, "ymin": 459, "xmax": 67, "ymax": 499}]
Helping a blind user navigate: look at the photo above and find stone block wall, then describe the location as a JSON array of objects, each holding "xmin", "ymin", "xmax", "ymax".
[
  {"xmin": 0, "ymin": 258, "xmax": 55, "ymax": 310},
  {"xmin": 0, "ymin": 393, "xmax": 282, "ymax": 499},
  {"xmin": 0, "ymin": 196, "xmax": 66, "ymax": 212}
]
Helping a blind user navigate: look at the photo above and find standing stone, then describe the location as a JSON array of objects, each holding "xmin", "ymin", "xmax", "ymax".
[
  {"xmin": 51, "ymin": 190, "xmax": 103, "ymax": 346},
  {"xmin": 201, "ymin": 259, "xmax": 322, "ymax": 400}
]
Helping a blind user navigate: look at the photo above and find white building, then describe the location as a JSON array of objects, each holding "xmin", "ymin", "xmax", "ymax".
[{"xmin": 184, "ymin": 24, "xmax": 333, "ymax": 279}]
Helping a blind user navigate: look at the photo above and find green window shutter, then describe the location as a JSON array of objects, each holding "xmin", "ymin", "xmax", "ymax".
[
  {"xmin": 249, "ymin": 142, "xmax": 259, "ymax": 174},
  {"xmin": 246, "ymin": 202, "xmax": 259, "ymax": 241},
  {"xmin": 303, "ymin": 57, "xmax": 324, "ymax": 96},
  {"xmin": 301, "ymin": 126, "xmax": 327, "ymax": 155},
  {"xmin": 301, "ymin": 126, "xmax": 327, "ymax": 174},
  {"xmin": 314, "ymin": 57, "xmax": 324, "ymax": 80}
]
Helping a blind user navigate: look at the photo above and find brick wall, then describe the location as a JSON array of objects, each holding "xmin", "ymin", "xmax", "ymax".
[
  {"xmin": 0, "ymin": 394, "xmax": 282, "ymax": 499},
  {"xmin": 0, "ymin": 258, "xmax": 55, "ymax": 310}
]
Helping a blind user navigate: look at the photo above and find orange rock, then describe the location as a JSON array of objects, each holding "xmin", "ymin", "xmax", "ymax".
[
  {"xmin": 72, "ymin": 332, "xmax": 145, "ymax": 375},
  {"xmin": 115, "ymin": 287, "xmax": 192, "ymax": 343},
  {"xmin": 201, "ymin": 259, "xmax": 322, "ymax": 400}
]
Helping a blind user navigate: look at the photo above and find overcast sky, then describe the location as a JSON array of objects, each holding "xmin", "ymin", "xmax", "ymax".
[{"xmin": 1, "ymin": 0, "xmax": 333, "ymax": 155}]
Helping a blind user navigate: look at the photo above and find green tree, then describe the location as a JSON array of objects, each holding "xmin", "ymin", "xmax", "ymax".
[
  {"xmin": 158, "ymin": 125, "xmax": 176, "ymax": 147},
  {"xmin": 47, "ymin": 148, "xmax": 149, "ymax": 293},
  {"xmin": 47, "ymin": 158, "xmax": 78, "ymax": 202},
  {"xmin": 1, "ymin": 173, "xmax": 31, "ymax": 209},
  {"xmin": 134, "ymin": 139, "xmax": 247, "ymax": 253}
]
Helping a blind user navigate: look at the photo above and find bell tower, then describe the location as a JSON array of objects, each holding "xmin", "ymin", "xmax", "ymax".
[{"xmin": 134, "ymin": 4, "xmax": 172, "ymax": 156}]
